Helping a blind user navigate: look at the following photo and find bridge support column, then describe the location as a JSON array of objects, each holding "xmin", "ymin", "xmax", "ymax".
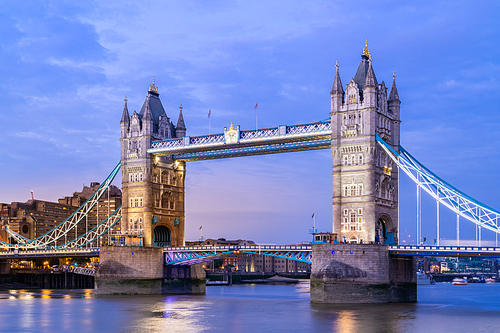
[
  {"xmin": 0, "ymin": 259, "xmax": 10, "ymax": 278},
  {"xmin": 162, "ymin": 264, "xmax": 206, "ymax": 295},
  {"xmin": 311, "ymin": 244, "xmax": 416, "ymax": 303},
  {"xmin": 95, "ymin": 246, "xmax": 164, "ymax": 295}
]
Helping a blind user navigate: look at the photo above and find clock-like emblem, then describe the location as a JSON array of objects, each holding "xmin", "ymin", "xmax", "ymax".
[{"xmin": 224, "ymin": 122, "xmax": 240, "ymax": 144}]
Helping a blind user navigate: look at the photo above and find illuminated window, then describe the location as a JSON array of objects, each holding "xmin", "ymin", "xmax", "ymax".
[{"xmin": 358, "ymin": 208, "xmax": 363, "ymax": 215}]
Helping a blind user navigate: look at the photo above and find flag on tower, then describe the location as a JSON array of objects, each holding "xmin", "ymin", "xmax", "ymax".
[
  {"xmin": 254, "ymin": 102, "xmax": 258, "ymax": 109},
  {"xmin": 208, "ymin": 109, "xmax": 211, "ymax": 118},
  {"xmin": 311, "ymin": 213, "xmax": 314, "ymax": 218},
  {"xmin": 199, "ymin": 226, "xmax": 202, "ymax": 230}
]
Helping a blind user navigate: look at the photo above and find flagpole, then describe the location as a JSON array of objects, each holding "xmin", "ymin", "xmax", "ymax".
[
  {"xmin": 208, "ymin": 109, "xmax": 211, "ymax": 135},
  {"xmin": 255, "ymin": 102, "xmax": 258, "ymax": 131}
]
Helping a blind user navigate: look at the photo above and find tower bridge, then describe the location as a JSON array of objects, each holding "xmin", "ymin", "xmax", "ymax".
[{"xmin": 2, "ymin": 42, "xmax": 500, "ymax": 302}]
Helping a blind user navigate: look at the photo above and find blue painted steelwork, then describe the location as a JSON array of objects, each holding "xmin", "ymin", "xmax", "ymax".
[
  {"xmin": 376, "ymin": 134, "xmax": 500, "ymax": 234},
  {"xmin": 1, "ymin": 162, "xmax": 122, "ymax": 249},
  {"xmin": 0, "ymin": 248, "xmax": 100, "ymax": 259},
  {"xmin": 148, "ymin": 120, "xmax": 332, "ymax": 159},
  {"xmin": 164, "ymin": 245, "xmax": 313, "ymax": 265},
  {"xmin": 389, "ymin": 245, "xmax": 500, "ymax": 257},
  {"xmin": 172, "ymin": 139, "xmax": 331, "ymax": 161}
]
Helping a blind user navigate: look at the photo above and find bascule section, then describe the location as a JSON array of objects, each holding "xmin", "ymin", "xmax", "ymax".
[
  {"xmin": 330, "ymin": 41, "xmax": 400, "ymax": 245},
  {"xmin": 119, "ymin": 80, "xmax": 186, "ymax": 247}
]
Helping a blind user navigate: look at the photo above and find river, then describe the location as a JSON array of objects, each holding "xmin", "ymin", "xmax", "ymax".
[{"xmin": 1, "ymin": 282, "xmax": 499, "ymax": 332}]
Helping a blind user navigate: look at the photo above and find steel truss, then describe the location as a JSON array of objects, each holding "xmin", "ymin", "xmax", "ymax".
[
  {"xmin": 0, "ymin": 162, "xmax": 121, "ymax": 250},
  {"xmin": 376, "ymin": 134, "xmax": 500, "ymax": 234},
  {"xmin": 164, "ymin": 245, "xmax": 312, "ymax": 265},
  {"xmin": 172, "ymin": 139, "xmax": 331, "ymax": 161},
  {"xmin": 58, "ymin": 207, "xmax": 122, "ymax": 248},
  {"xmin": 69, "ymin": 266, "xmax": 96, "ymax": 276},
  {"xmin": 148, "ymin": 120, "xmax": 332, "ymax": 158}
]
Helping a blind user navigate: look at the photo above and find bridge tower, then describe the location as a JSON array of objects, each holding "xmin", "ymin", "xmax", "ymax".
[
  {"xmin": 330, "ymin": 41, "xmax": 401, "ymax": 245},
  {"xmin": 120, "ymin": 79, "xmax": 186, "ymax": 247}
]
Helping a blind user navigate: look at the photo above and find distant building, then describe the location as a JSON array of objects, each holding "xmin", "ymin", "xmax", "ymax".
[
  {"xmin": 203, "ymin": 238, "xmax": 256, "ymax": 246},
  {"xmin": 2, "ymin": 182, "xmax": 121, "ymax": 246}
]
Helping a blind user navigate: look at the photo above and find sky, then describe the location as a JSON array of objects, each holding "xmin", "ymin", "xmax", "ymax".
[{"xmin": 1, "ymin": 0, "xmax": 500, "ymax": 244}]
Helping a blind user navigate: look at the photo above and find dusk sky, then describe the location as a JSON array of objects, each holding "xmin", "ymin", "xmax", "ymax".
[{"xmin": 1, "ymin": 1, "xmax": 500, "ymax": 244}]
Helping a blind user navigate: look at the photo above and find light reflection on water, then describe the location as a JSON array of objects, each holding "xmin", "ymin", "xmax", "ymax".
[{"xmin": 0, "ymin": 282, "xmax": 499, "ymax": 332}]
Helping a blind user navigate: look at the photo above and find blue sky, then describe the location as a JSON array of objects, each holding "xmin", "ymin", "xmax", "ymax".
[{"xmin": 1, "ymin": 1, "xmax": 500, "ymax": 244}]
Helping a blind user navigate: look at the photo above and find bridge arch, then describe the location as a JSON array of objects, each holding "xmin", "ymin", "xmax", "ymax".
[{"xmin": 154, "ymin": 225, "xmax": 171, "ymax": 247}]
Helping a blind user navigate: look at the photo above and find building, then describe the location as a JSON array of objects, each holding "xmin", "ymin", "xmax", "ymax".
[
  {"xmin": 203, "ymin": 238, "xmax": 256, "ymax": 246},
  {"xmin": 6, "ymin": 199, "xmax": 77, "ymax": 241},
  {"xmin": 330, "ymin": 41, "xmax": 400, "ymax": 244},
  {"xmin": 120, "ymin": 80, "xmax": 186, "ymax": 247}
]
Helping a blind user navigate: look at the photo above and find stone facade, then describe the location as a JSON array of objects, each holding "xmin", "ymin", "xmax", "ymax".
[
  {"xmin": 311, "ymin": 243, "xmax": 416, "ymax": 303},
  {"xmin": 330, "ymin": 42, "xmax": 401, "ymax": 244},
  {"xmin": 95, "ymin": 246, "xmax": 206, "ymax": 295},
  {"xmin": 120, "ymin": 80, "xmax": 187, "ymax": 247}
]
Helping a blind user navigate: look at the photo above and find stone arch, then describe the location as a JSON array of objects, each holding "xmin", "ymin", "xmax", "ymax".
[
  {"xmin": 376, "ymin": 213, "xmax": 395, "ymax": 245},
  {"xmin": 153, "ymin": 225, "xmax": 171, "ymax": 247},
  {"xmin": 348, "ymin": 234, "xmax": 358, "ymax": 244}
]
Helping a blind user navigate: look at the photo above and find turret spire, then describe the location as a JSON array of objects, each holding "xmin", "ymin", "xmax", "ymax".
[
  {"xmin": 121, "ymin": 96, "xmax": 130, "ymax": 123},
  {"xmin": 364, "ymin": 59, "xmax": 376, "ymax": 88},
  {"xmin": 331, "ymin": 60, "xmax": 344, "ymax": 94},
  {"xmin": 176, "ymin": 104, "xmax": 186, "ymax": 138},
  {"xmin": 388, "ymin": 71, "xmax": 400, "ymax": 101}
]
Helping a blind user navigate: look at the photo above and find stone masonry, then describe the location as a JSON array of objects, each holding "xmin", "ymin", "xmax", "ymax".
[{"xmin": 311, "ymin": 243, "xmax": 416, "ymax": 303}]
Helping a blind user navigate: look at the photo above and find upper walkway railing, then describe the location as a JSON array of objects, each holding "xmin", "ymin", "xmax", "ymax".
[
  {"xmin": 389, "ymin": 245, "xmax": 500, "ymax": 257},
  {"xmin": 148, "ymin": 120, "xmax": 331, "ymax": 160}
]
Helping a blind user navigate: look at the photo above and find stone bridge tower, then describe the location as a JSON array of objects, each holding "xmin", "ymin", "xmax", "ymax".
[
  {"xmin": 330, "ymin": 41, "xmax": 401, "ymax": 245},
  {"xmin": 120, "ymin": 80, "xmax": 186, "ymax": 247}
]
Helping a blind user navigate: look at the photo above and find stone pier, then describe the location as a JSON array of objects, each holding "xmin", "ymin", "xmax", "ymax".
[
  {"xmin": 311, "ymin": 243, "xmax": 416, "ymax": 303},
  {"xmin": 95, "ymin": 246, "xmax": 205, "ymax": 295}
]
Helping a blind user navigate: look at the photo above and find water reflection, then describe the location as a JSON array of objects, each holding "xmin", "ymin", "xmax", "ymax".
[{"xmin": 0, "ymin": 283, "xmax": 499, "ymax": 332}]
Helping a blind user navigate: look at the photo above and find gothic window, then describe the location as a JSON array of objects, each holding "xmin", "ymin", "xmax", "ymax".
[
  {"xmin": 129, "ymin": 173, "xmax": 133, "ymax": 182},
  {"xmin": 351, "ymin": 154, "xmax": 355, "ymax": 165},
  {"xmin": 350, "ymin": 212, "xmax": 356, "ymax": 223},
  {"xmin": 139, "ymin": 198, "xmax": 143, "ymax": 207},
  {"xmin": 358, "ymin": 208, "xmax": 363, "ymax": 215},
  {"xmin": 139, "ymin": 173, "xmax": 143, "ymax": 182},
  {"xmin": 134, "ymin": 173, "xmax": 138, "ymax": 182},
  {"xmin": 350, "ymin": 225, "xmax": 356, "ymax": 231},
  {"xmin": 358, "ymin": 217, "xmax": 363, "ymax": 223},
  {"xmin": 359, "ymin": 155, "xmax": 363, "ymax": 165},
  {"xmin": 134, "ymin": 198, "xmax": 139, "ymax": 207},
  {"xmin": 358, "ymin": 224, "xmax": 362, "ymax": 231},
  {"xmin": 129, "ymin": 218, "xmax": 133, "ymax": 230},
  {"xmin": 170, "ymin": 201, "xmax": 174, "ymax": 210},
  {"xmin": 343, "ymin": 209, "xmax": 348, "ymax": 216},
  {"xmin": 343, "ymin": 155, "xmax": 348, "ymax": 166},
  {"xmin": 358, "ymin": 184, "xmax": 363, "ymax": 196},
  {"xmin": 130, "ymin": 198, "xmax": 134, "ymax": 207},
  {"xmin": 138, "ymin": 218, "xmax": 143, "ymax": 230},
  {"xmin": 161, "ymin": 194, "xmax": 169, "ymax": 209},
  {"xmin": 134, "ymin": 219, "xmax": 138, "ymax": 229},
  {"xmin": 344, "ymin": 217, "xmax": 348, "ymax": 223}
]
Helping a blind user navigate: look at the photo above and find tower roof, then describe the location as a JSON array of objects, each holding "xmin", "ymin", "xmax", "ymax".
[
  {"xmin": 388, "ymin": 71, "xmax": 400, "ymax": 101},
  {"xmin": 121, "ymin": 96, "xmax": 130, "ymax": 123},
  {"xmin": 139, "ymin": 79, "xmax": 167, "ymax": 128},
  {"xmin": 176, "ymin": 104, "xmax": 186, "ymax": 130},
  {"xmin": 353, "ymin": 40, "xmax": 377, "ymax": 92},
  {"xmin": 331, "ymin": 61, "xmax": 344, "ymax": 94}
]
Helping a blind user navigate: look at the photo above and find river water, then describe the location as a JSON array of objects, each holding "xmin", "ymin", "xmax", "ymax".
[{"xmin": 1, "ymin": 282, "xmax": 500, "ymax": 332}]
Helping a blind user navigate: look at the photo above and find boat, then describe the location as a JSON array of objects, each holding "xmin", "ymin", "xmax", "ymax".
[
  {"xmin": 486, "ymin": 278, "xmax": 497, "ymax": 284},
  {"xmin": 417, "ymin": 272, "xmax": 436, "ymax": 285},
  {"xmin": 452, "ymin": 278, "xmax": 468, "ymax": 285}
]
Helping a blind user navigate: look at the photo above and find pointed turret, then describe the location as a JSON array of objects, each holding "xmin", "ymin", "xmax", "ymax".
[
  {"xmin": 176, "ymin": 104, "xmax": 186, "ymax": 138},
  {"xmin": 330, "ymin": 61, "xmax": 344, "ymax": 112},
  {"xmin": 388, "ymin": 71, "xmax": 401, "ymax": 120},
  {"xmin": 388, "ymin": 71, "xmax": 400, "ymax": 102},
  {"xmin": 364, "ymin": 61, "xmax": 376, "ymax": 88},
  {"xmin": 121, "ymin": 96, "xmax": 130, "ymax": 123},
  {"xmin": 363, "ymin": 60, "xmax": 377, "ymax": 107},
  {"xmin": 353, "ymin": 40, "xmax": 377, "ymax": 100}
]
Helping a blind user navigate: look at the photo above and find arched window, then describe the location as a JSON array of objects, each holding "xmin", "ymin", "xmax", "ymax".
[
  {"xmin": 134, "ymin": 173, "xmax": 138, "ymax": 182},
  {"xmin": 138, "ymin": 217, "xmax": 143, "ymax": 229},
  {"xmin": 130, "ymin": 198, "xmax": 134, "ymax": 207},
  {"xmin": 139, "ymin": 198, "xmax": 143, "ymax": 207},
  {"xmin": 139, "ymin": 173, "xmax": 143, "ymax": 182},
  {"xmin": 134, "ymin": 219, "xmax": 138, "ymax": 229},
  {"xmin": 129, "ymin": 173, "xmax": 133, "ymax": 182},
  {"xmin": 350, "ymin": 212, "xmax": 356, "ymax": 223},
  {"xmin": 359, "ymin": 155, "xmax": 363, "ymax": 165},
  {"xmin": 129, "ymin": 218, "xmax": 133, "ymax": 230}
]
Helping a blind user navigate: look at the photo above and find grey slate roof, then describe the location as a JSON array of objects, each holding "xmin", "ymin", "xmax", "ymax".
[
  {"xmin": 121, "ymin": 100, "xmax": 130, "ymax": 123},
  {"xmin": 139, "ymin": 91, "xmax": 167, "ymax": 128},
  {"xmin": 388, "ymin": 76, "xmax": 400, "ymax": 101},
  {"xmin": 331, "ymin": 63, "xmax": 344, "ymax": 94},
  {"xmin": 364, "ymin": 61, "xmax": 376, "ymax": 88},
  {"xmin": 176, "ymin": 107, "xmax": 186, "ymax": 130},
  {"xmin": 353, "ymin": 54, "xmax": 378, "ymax": 93}
]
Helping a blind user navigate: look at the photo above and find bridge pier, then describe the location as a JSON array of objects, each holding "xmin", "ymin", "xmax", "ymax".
[
  {"xmin": 311, "ymin": 244, "xmax": 416, "ymax": 303},
  {"xmin": 95, "ymin": 246, "xmax": 205, "ymax": 295},
  {"xmin": 0, "ymin": 259, "xmax": 10, "ymax": 275}
]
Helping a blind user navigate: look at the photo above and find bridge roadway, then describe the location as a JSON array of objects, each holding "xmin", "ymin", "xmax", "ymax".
[{"xmin": 2, "ymin": 245, "xmax": 500, "ymax": 261}]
